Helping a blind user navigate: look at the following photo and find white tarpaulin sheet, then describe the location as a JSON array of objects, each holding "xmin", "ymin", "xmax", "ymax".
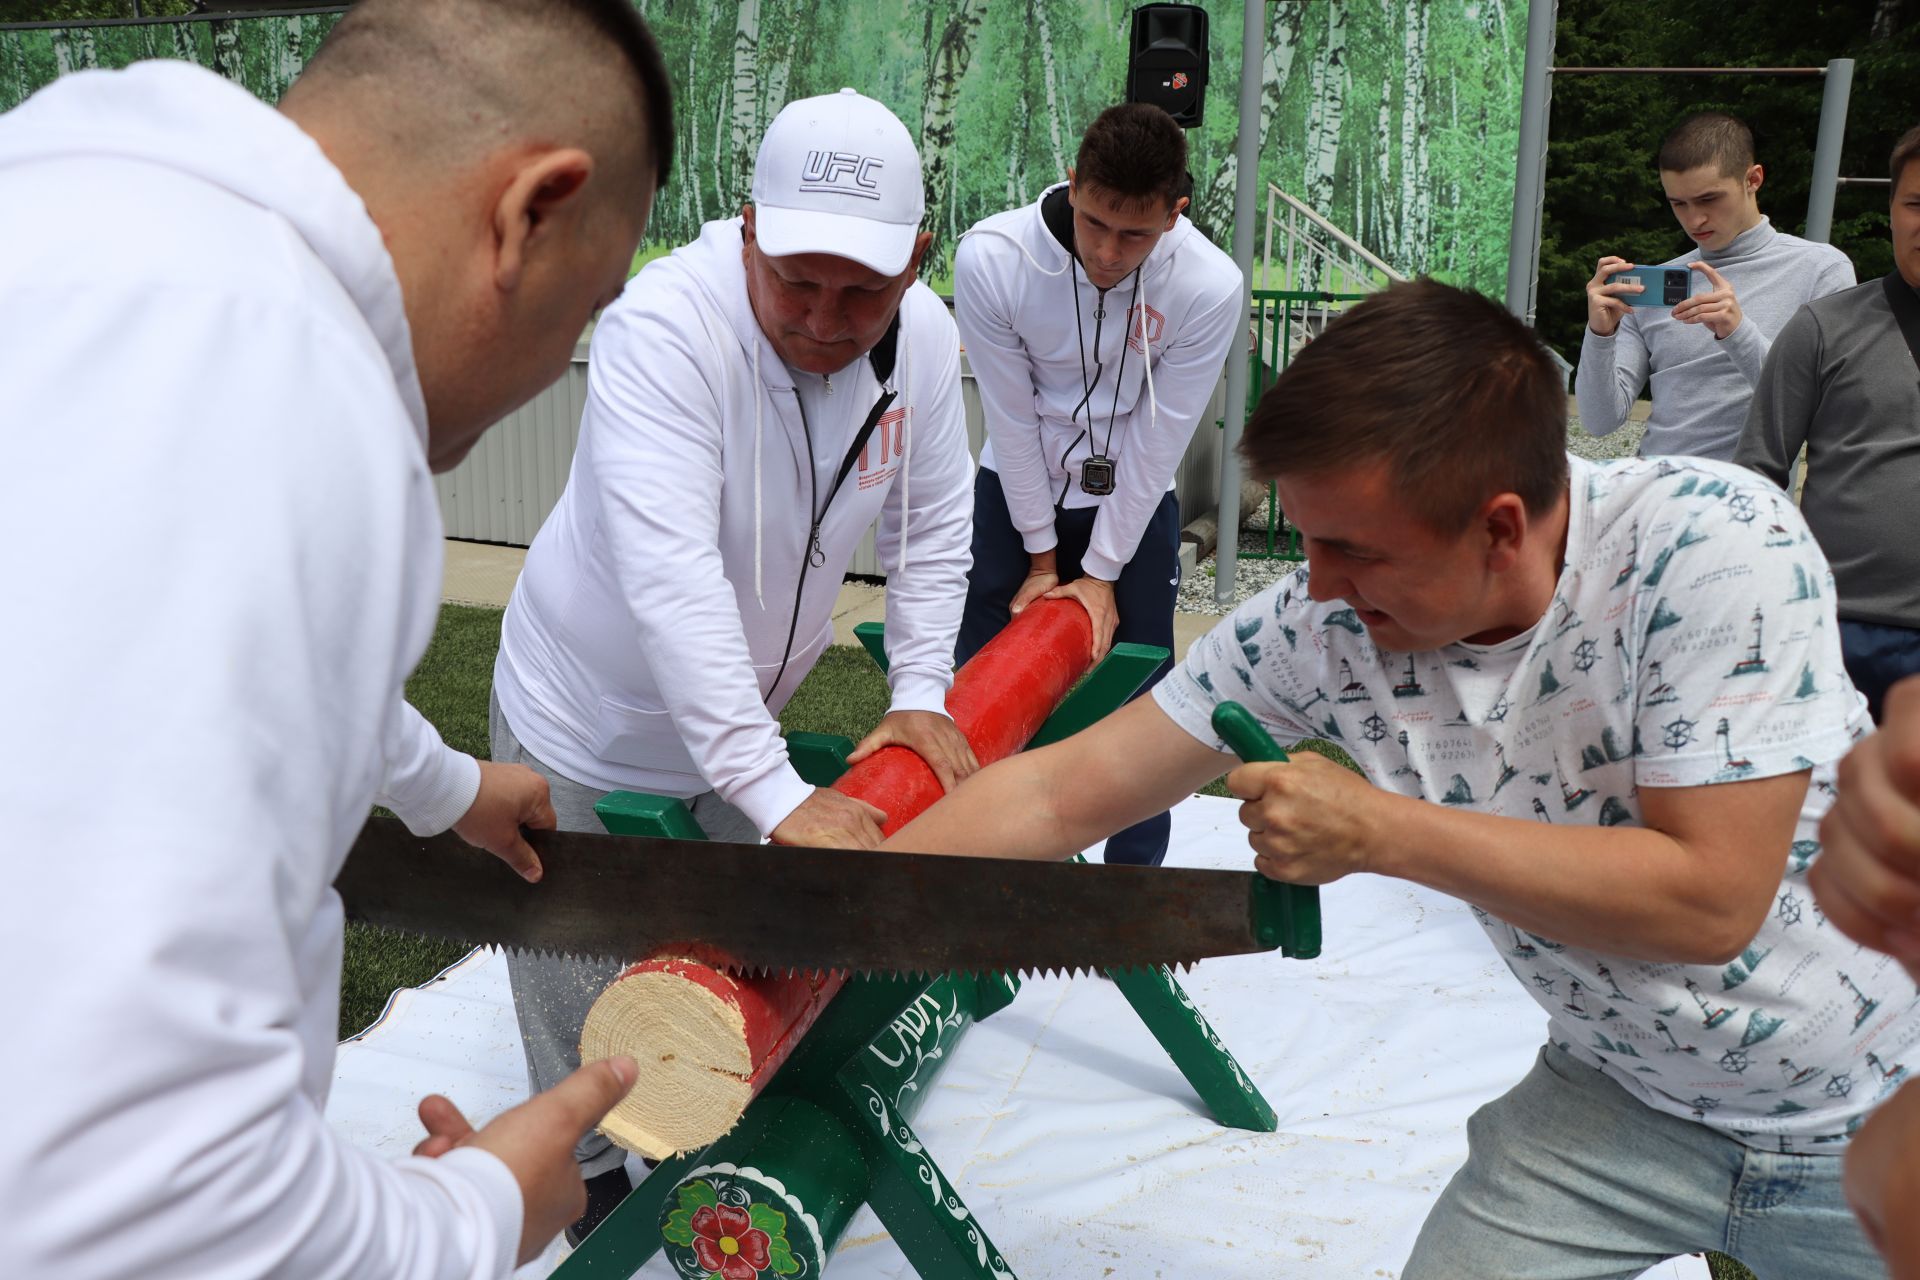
[{"xmin": 326, "ymin": 795, "xmax": 1710, "ymax": 1279}]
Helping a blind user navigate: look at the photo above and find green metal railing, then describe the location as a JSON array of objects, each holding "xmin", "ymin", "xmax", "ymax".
[{"xmin": 1238, "ymin": 288, "xmax": 1373, "ymax": 559}]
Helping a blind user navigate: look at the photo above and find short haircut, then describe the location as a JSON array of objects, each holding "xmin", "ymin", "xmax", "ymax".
[
  {"xmin": 1658, "ymin": 112, "xmax": 1755, "ymax": 178},
  {"xmin": 1074, "ymin": 103, "xmax": 1188, "ymax": 211},
  {"xmin": 1891, "ymin": 124, "xmax": 1920, "ymax": 188},
  {"xmin": 1240, "ymin": 279, "xmax": 1570, "ymax": 534},
  {"xmin": 300, "ymin": 0, "xmax": 674, "ymax": 188}
]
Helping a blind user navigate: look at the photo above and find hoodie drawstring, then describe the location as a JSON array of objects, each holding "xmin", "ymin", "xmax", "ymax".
[
  {"xmin": 752, "ymin": 337, "xmax": 764, "ymax": 607},
  {"xmin": 959, "ymin": 223, "xmax": 1072, "ymax": 277},
  {"xmin": 1138, "ymin": 265, "xmax": 1158, "ymax": 440},
  {"xmin": 897, "ymin": 329, "xmax": 911, "ymax": 575}
]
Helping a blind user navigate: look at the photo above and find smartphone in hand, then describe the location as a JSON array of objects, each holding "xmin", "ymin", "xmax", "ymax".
[{"xmin": 1604, "ymin": 264, "xmax": 1695, "ymax": 309}]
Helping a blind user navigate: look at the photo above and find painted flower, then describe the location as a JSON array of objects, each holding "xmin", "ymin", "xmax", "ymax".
[{"xmin": 690, "ymin": 1203, "xmax": 772, "ymax": 1280}]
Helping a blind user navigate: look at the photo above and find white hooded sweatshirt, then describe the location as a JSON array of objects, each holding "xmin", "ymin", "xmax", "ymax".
[
  {"xmin": 494, "ymin": 217, "xmax": 974, "ymax": 837},
  {"xmin": 953, "ymin": 182, "xmax": 1241, "ymax": 580},
  {"xmin": 0, "ymin": 63, "xmax": 515, "ymax": 1278}
]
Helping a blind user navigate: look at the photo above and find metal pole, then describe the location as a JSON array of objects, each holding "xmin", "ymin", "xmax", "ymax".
[
  {"xmin": 1806, "ymin": 58, "xmax": 1854, "ymax": 244},
  {"xmin": 1214, "ymin": 0, "xmax": 1265, "ymax": 608},
  {"xmin": 1504, "ymin": 0, "xmax": 1557, "ymax": 323}
]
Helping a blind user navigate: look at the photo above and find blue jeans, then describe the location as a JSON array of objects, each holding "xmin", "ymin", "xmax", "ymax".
[
  {"xmin": 1404, "ymin": 1043, "xmax": 1885, "ymax": 1280},
  {"xmin": 955, "ymin": 468, "xmax": 1181, "ymax": 866},
  {"xmin": 1840, "ymin": 619, "xmax": 1920, "ymax": 724}
]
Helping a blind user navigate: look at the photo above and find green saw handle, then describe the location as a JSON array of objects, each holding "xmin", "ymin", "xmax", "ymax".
[{"xmin": 1212, "ymin": 701, "xmax": 1323, "ymax": 960}]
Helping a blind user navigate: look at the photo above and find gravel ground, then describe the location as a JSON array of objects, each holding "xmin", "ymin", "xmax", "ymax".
[{"xmin": 1178, "ymin": 410, "xmax": 1649, "ymax": 616}]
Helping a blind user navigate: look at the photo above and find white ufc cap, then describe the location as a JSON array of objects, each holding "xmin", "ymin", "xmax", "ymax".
[{"xmin": 750, "ymin": 88, "xmax": 925, "ymax": 276}]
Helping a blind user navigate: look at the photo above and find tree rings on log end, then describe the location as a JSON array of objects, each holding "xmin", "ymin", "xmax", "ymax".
[{"xmin": 580, "ymin": 960, "xmax": 753, "ymax": 1159}]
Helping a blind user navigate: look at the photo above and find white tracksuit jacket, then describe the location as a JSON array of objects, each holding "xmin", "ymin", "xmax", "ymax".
[
  {"xmin": 494, "ymin": 217, "xmax": 974, "ymax": 837},
  {"xmin": 953, "ymin": 183, "xmax": 1241, "ymax": 580},
  {"xmin": 0, "ymin": 63, "xmax": 516, "ymax": 1278}
]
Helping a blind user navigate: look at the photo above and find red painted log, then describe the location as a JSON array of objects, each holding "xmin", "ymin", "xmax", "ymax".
[{"xmin": 581, "ymin": 599, "xmax": 1095, "ymax": 1157}]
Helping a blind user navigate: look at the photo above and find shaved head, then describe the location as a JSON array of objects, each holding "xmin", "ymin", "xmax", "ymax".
[
  {"xmin": 279, "ymin": 0, "xmax": 673, "ymax": 469},
  {"xmin": 283, "ymin": 0, "xmax": 671, "ymax": 203}
]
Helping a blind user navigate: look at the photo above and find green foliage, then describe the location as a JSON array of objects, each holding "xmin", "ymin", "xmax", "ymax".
[
  {"xmin": 0, "ymin": 9, "xmax": 340, "ymax": 108},
  {"xmin": 748, "ymin": 1202, "xmax": 800, "ymax": 1274},
  {"xmin": 3, "ymin": 2, "xmax": 1525, "ymax": 297},
  {"xmin": 660, "ymin": 1178, "xmax": 719, "ymax": 1247},
  {"xmin": 1540, "ymin": 0, "xmax": 1920, "ymax": 363},
  {"xmin": 5, "ymin": 1, "xmax": 196, "ymax": 19}
]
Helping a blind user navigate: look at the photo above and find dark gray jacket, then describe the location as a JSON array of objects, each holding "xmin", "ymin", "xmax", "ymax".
[{"xmin": 1735, "ymin": 275, "xmax": 1920, "ymax": 629}]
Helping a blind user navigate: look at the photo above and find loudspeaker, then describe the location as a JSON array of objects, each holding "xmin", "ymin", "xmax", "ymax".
[{"xmin": 1126, "ymin": 3, "xmax": 1209, "ymax": 129}]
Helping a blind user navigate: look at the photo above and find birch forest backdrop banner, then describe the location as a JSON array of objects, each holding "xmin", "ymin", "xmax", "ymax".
[{"xmin": 0, "ymin": 1, "xmax": 1529, "ymax": 295}]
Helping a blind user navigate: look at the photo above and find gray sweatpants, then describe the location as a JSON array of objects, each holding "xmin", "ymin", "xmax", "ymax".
[{"xmin": 490, "ymin": 693, "xmax": 760, "ymax": 1176}]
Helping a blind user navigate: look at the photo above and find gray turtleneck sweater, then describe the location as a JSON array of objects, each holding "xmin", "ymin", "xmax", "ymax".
[{"xmin": 1576, "ymin": 217, "xmax": 1856, "ymax": 460}]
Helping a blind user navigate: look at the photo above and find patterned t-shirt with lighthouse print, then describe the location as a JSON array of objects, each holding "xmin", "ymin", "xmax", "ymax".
[{"xmin": 1156, "ymin": 453, "xmax": 1916, "ymax": 1150}]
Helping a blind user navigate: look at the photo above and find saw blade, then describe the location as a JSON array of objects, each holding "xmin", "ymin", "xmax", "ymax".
[{"xmin": 336, "ymin": 815, "xmax": 1287, "ymax": 976}]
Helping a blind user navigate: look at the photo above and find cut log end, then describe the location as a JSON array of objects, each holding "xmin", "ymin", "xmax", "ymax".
[{"xmin": 579, "ymin": 964, "xmax": 753, "ymax": 1159}]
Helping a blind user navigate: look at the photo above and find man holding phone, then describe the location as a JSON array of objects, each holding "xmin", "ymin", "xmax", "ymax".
[{"xmin": 1579, "ymin": 112, "xmax": 1855, "ymax": 461}]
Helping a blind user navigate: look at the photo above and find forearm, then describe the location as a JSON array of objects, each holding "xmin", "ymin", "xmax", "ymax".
[
  {"xmin": 1379, "ymin": 798, "xmax": 1760, "ymax": 963},
  {"xmin": 1719, "ymin": 318, "xmax": 1771, "ymax": 387},
  {"xmin": 884, "ymin": 752, "xmax": 1094, "ymax": 860},
  {"xmin": 375, "ymin": 700, "xmax": 481, "ymax": 835},
  {"xmin": 1574, "ymin": 330, "xmax": 1638, "ymax": 436},
  {"xmin": 1084, "ymin": 437, "xmax": 1182, "ymax": 581},
  {"xmin": 952, "ymin": 251, "xmax": 1059, "ymax": 552},
  {"xmin": 886, "ymin": 698, "xmax": 1225, "ymax": 859}
]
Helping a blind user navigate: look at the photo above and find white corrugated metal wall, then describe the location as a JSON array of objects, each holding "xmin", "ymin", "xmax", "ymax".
[{"xmin": 435, "ymin": 325, "xmax": 1227, "ymax": 569}]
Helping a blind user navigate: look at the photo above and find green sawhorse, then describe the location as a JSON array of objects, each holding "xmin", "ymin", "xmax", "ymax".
[{"xmin": 554, "ymin": 630, "xmax": 1320, "ymax": 1279}]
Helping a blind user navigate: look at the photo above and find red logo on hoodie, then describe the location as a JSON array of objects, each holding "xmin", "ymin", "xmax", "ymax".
[
  {"xmin": 1127, "ymin": 303, "xmax": 1164, "ymax": 355},
  {"xmin": 858, "ymin": 407, "xmax": 907, "ymax": 487}
]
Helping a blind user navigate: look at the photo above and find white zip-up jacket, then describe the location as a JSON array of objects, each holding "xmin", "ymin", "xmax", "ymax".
[
  {"xmin": 953, "ymin": 182, "xmax": 1241, "ymax": 580},
  {"xmin": 494, "ymin": 217, "xmax": 974, "ymax": 836},
  {"xmin": 0, "ymin": 63, "xmax": 514, "ymax": 1278}
]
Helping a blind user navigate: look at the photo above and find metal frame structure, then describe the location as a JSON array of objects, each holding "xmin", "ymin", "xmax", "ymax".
[{"xmin": 1503, "ymin": 0, "xmax": 1856, "ymax": 326}]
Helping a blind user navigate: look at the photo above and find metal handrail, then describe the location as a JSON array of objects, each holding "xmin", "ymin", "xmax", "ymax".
[
  {"xmin": 1238, "ymin": 289, "xmax": 1372, "ymax": 559},
  {"xmin": 1260, "ymin": 183, "xmax": 1406, "ymax": 294}
]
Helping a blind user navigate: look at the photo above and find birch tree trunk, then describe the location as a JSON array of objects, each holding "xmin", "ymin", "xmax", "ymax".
[
  {"xmin": 264, "ymin": 17, "xmax": 304, "ymax": 104},
  {"xmin": 1007, "ymin": 64, "xmax": 1032, "ymax": 206},
  {"xmin": 921, "ymin": 0, "xmax": 985, "ymax": 273},
  {"xmin": 1368, "ymin": 0, "xmax": 1394, "ymax": 260},
  {"xmin": 728, "ymin": 0, "xmax": 762, "ymax": 207},
  {"xmin": 209, "ymin": 19, "xmax": 239, "ymax": 82},
  {"xmin": 1190, "ymin": 1, "xmax": 1308, "ymax": 247},
  {"xmin": 761, "ymin": 0, "xmax": 803, "ymax": 125},
  {"xmin": 684, "ymin": 38, "xmax": 704, "ymax": 228},
  {"xmin": 1448, "ymin": 77, "xmax": 1462, "ymax": 274},
  {"xmin": 1302, "ymin": 1, "xmax": 1348, "ymax": 221},
  {"xmin": 1410, "ymin": 0, "xmax": 1432, "ymax": 272},
  {"xmin": 1034, "ymin": 0, "xmax": 1069, "ymax": 181}
]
